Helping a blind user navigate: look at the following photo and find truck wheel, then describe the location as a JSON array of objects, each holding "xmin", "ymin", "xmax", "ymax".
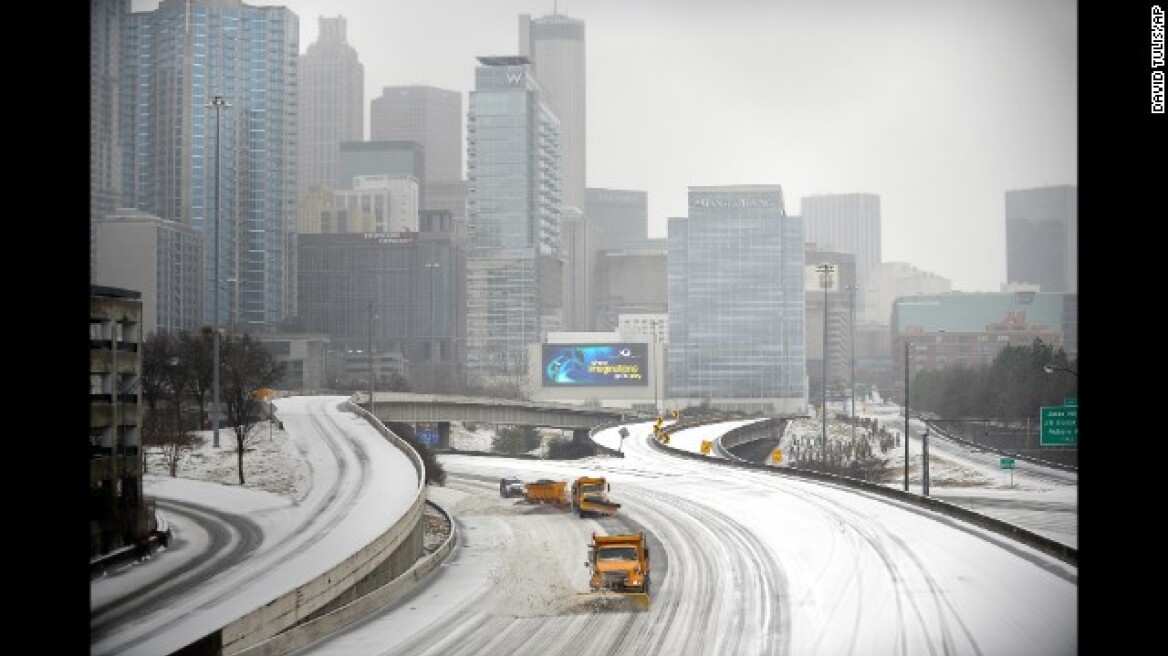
[{"xmin": 643, "ymin": 575, "xmax": 650, "ymax": 596}]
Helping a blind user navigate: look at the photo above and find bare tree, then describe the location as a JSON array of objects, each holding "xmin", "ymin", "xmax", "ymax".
[
  {"xmin": 220, "ymin": 333, "xmax": 286, "ymax": 485},
  {"xmin": 140, "ymin": 408, "xmax": 196, "ymax": 477}
]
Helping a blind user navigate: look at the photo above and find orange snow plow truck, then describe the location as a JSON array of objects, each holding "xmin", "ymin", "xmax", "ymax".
[
  {"xmin": 570, "ymin": 476, "xmax": 621, "ymax": 518},
  {"xmin": 584, "ymin": 531, "xmax": 651, "ymax": 610}
]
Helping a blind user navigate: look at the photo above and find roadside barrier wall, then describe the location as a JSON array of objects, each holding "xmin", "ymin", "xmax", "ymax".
[
  {"xmin": 175, "ymin": 398, "xmax": 432, "ymax": 656},
  {"xmin": 649, "ymin": 425, "xmax": 1078, "ymax": 568}
]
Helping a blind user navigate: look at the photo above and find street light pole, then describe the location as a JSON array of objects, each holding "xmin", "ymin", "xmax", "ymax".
[
  {"xmin": 903, "ymin": 338, "xmax": 910, "ymax": 492},
  {"xmin": 368, "ymin": 302, "xmax": 376, "ymax": 419},
  {"xmin": 426, "ymin": 261, "xmax": 440, "ymax": 387},
  {"xmin": 847, "ymin": 284, "xmax": 857, "ymax": 446},
  {"xmin": 922, "ymin": 427, "xmax": 930, "ymax": 496},
  {"xmin": 816, "ymin": 263, "xmax": 834, "ymax": 463},
  {"xmin": 206, "ymin": 95, "xmax": 230, "ymax": 448}
]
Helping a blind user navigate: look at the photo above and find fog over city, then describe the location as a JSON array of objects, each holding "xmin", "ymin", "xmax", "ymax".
[{"xmin": 130, "ymin": 0, "xmax": 1077, "ymax": 292}]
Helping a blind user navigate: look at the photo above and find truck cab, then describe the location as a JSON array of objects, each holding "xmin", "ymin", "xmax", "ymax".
[
  {"xmin": 571, "ymin": 476, "xmax": 620, "ymax": 518},
  {"xmin": 586, "ymin": 531, "xmax": 650, "ymax": 598}
]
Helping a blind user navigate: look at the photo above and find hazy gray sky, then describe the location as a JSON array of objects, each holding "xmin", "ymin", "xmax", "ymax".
[{"xmin": 132, "ymin": 0, "xmax": 1077, "ymax": 292}]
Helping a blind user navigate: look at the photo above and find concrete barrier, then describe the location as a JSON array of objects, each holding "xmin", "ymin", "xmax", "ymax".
[
  {"xmin": 232, "ymin": 500, "xmax": 458, "ymax": 656},
  {"xmin": 649, "ymin": 422, "xmax": 1078, "ymax": 568},
  {"xmin": 185, "ymin": 398, "xmax": 431, "ymax": 656}
]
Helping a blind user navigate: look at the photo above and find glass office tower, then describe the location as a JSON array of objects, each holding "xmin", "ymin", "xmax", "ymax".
[{"xmin": 667, "ymin": 185, "xmax": 807, "ymax": 413}]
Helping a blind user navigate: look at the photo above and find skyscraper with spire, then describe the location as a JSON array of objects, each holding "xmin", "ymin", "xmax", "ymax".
[
  {"xmin": 122, "ymin": 0, "xmax": 299, "ymax": 330},
  {"xmin": 520, "ymin": 10, "xmax": 586, "ymax": 212},
  {"xmin": 298, "ymin": 15, "xmax": 364, "ymax": 211}
]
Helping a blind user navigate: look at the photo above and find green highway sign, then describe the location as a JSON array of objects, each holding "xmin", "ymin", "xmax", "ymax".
[
  {"xmin": 1000, "ymin": 457, "xmax": 1015, "ymax": 470},
  {"xmin": 1040, "ymin": 405, "xmax": 1078, "ymax": 446},
  {"xmin": 1064, "ymin": 397, "xmax": 1077, "ymax": 407}
]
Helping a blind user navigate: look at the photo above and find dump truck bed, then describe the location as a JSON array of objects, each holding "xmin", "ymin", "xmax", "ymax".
[{"xmin": 524, "ymin": 479, "xmax": 568, "ymax": 504}]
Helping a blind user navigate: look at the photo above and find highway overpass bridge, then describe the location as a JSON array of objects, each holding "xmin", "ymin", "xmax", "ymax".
[{"xmin": 357, "ymin": 392, "xmax": 639, "ymax": 445}]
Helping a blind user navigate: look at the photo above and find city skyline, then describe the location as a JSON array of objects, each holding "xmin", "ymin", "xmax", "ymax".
[{"xmin": 129, "ymin": 0, "xmax": 1078, "ymax": 293}]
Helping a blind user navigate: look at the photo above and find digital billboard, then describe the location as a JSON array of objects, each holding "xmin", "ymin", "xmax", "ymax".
[
  {"xmin": 541, "ymin": 343, "xmax": 648, "ymax": 387},
  {"xmin": 415, "ymin": 422, "xmax": 440, "ymax": 446}
]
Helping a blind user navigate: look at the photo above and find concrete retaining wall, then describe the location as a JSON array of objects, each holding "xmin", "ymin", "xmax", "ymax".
[
  {"xmin": 232, "ymin": 500, "xmax": 458, "ymax": 656},
  {"xmin": 183, "ymin": 398, "xmax": 431, "ymax": 656}
]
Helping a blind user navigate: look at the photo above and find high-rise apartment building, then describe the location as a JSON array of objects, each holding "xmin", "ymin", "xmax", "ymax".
[
  {"xmin": 801, "ymin": 193, "xmax": 882, "ymax": 323},
  {"xmin": 370, "ymin": 85, "xmax": 463, "ymax": 192},
  {"xmin": 91, "ymin": 0, "xmax": 127, "ymax": 279},
  {"xmin": 122, "ymin": 0, "xmax": 299, "ymax": 331},
  {"xmin": 520, "ymin": 12, "xmax": 586, "ymax": 212},
  {"xmin": 465, "ymin": 56, "xmax": 563, "ymax": 382},
  {"xmin": 667, "ymin": 185, "xmax": 806, "ymax": 413},
  {"xmin": 298, "ymin": 16, "xmax": 364, "ymax": 228},
  {"xmin": 1005, "ymin": 185, "xmax": 1077, "ymax": 293}
]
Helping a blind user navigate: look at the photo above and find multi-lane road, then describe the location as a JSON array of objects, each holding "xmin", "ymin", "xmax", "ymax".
[
  {"xmin": 288, "ymin": 419, "xmax": 1077, "ymax": 655},
  {"xmin": 92, "ymin": 401, "xmax": 1077, "ymax": 655}
]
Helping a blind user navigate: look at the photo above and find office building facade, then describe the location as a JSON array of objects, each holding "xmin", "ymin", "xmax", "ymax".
[
  {"xmin": 667, "ymin": 185, "xmax": 806, "ymax": 413},
  {"xmin": 890, "ymin": 291, "xmax": 1077, "ymax": 402},
  {"xmin": 338, "ymin": 141, "xmax": 425, "ymax": 196},
  {"xmin": 296, "ymin": 214, "xmax": 466, "ymax": 393},
  {"xmin": 370, "ymin": 85, "xmax": 463, "ymax": 189},
  {"xmin": 122, "ymin": 0, "xmax": 299, "ymax": 331},
  {"xmin": 335, "ymin": 175, "xmax": 421, "ymax": 234},
  {"xmin": 1005, "ymin": 185, "xmax": 1077, "ymax": 293},
  {"xmin": 91, "ymin": 0, "xmax": 127, "ymax": 278},
  {"xmin": 585, "ymin": 188, "xmax": 649, "ymax": 254},
  {"xmin": 94, "ymin": 209, "xmax": 203, "ymax": 336},
  {"xmin": 801, "ymin": 193, "xmax": 882, "ymax": 323},
  {"xmin": 465, "ymin": 56, "xmax": 564, "ymax": 382}
]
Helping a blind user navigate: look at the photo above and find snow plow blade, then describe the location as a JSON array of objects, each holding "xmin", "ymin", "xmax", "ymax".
[
  {"xmin": 622, "ymin": 592, "xmax": 650, "ymax": 610},
  {"xmin": 580, "ymin": 497, "xmax": 622, "ymax": 515},
  {"xmin": 576, "ymin": 591, "xmax": 650, "ymax": 612}
]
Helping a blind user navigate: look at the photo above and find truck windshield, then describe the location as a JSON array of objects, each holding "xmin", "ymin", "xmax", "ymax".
[
  {"xmin": 598, "ymin": 547, "xmax": 638, "ymax": 561},
  {"xmin": 581, "ymin": 484, "xmax": 602, "ymax": 493}
]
